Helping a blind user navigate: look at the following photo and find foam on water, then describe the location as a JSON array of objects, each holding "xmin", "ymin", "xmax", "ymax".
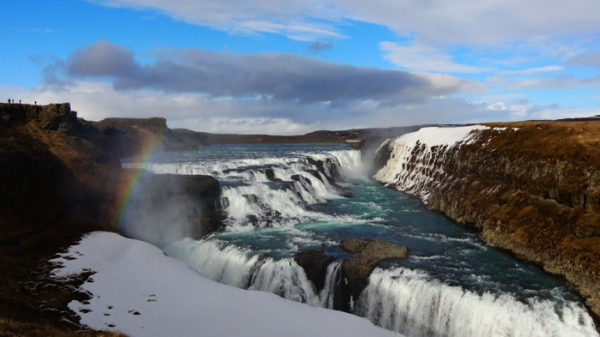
[
  {"xmin": 357, "ymin": 267, "xmax": 598, "ymax": 337},
  {"xmin": 164, "ymin": 238, "xmax": 341, "ymax": 308},
  {"xmin": 125, "ymin": 149, "xmax": 363, "ymax": 230},
  {"xmin": 127, "ymin": 142, "xmax": 598, "ymax": 337}
]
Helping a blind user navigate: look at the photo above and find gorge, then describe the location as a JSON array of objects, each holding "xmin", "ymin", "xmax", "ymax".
[{"xmin": 1, "ymin": 102, "xmax": 600, "ymax": 336}]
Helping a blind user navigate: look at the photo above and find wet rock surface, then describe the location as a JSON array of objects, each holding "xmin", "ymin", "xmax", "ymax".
[
  {"xmin": 265, "ymin": 168, "xmax": 282, "ymax": 182},
  {"xmin": 339, "ymin": 239, "xmax": 408, "ymax": 312},
  {"xmin": 294, "ymin": 250, "xmax": 336, "ymax": 292},
  {"xmin": 294, "ymin": 239, "xmax": 408, "ymax": 313}
]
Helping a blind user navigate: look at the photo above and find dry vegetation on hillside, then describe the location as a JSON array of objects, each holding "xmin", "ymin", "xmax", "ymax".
[{"xmin": 421, "ymin": 120, "xmax": 600, "ymax": 320}]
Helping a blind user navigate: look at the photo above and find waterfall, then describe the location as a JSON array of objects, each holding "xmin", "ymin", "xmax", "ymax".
[
  {"xmin": 126, "ymin": 149, "xmax": 364, "ymax": 231},
  {"xmin": 128, "ymin": 143, "xmax": 598, "ymax": 337},
  {"xmin": 357, "ymin": 268, "xmax": 598, "ymax": 337},
  {"xmin": 164, "ymin": 238, "xmax": 341, "ymax": 308},
  {"xmin": 319, "ymin": 261, "xmax": 341, "ymax": 309},
  {"xmin": 374, "ymin": 125, "xmax": 488, "ymax": 202}
]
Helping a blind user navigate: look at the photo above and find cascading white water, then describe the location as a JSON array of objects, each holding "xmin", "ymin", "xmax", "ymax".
[
  {"xmin": 127, "ymin": 142, "xmax": 599, "ymax": 337},
  {"xmin": 164, "ymin": 238, "xmax": 341, "ymax": 308},
  {"xmin": 374, "ymin": 125, "xmax": 489, "ymax": 202},
  {"xmin": 247, "ymin": 258, "xmax": 321, "ymax": 306},
  {"xmin": 164, "ymin": 238, "xmax": 260, "ymax": 288},
  {"xmin": 357, "ymin": 268, "xmax": 598, "ymax": 337},
  {"xmin": 319, "ymin": 261, "xmax": 341, "ymax": 309},
  {"xmin": 126, "ymin": 150, "xmax": 364, "ymax": 231}
]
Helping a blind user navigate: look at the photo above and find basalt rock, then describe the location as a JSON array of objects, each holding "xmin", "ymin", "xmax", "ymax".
[
  {"xmin": 0, "ymin": 103, "xmax": 78, "ymax": 135},
  {"xmin": 377, "ymin": 121, "xmax": 600, "ymax": 320},
  {"xmin": 308, "ymin": 172, "xmax": 351, "ymax": 197},
  {"xmin": 265, "ymin": 168, "xmax": 282, "ymax": 182},
  {"xmin": 339, "ymin": 239, "xmax": 408, "ymax": 312},
  {"xmin": 294, "ymin": 250, "xmax": 336, "ymax": 292},
  {"xmin": 370, "ymin": 139, "xmax": 394, "ymax": 176},
  {"xmin": 291, "ymin": 174, "xmax": 312, "ymax": 186},
  {"xmin": 306, "ymin": 157, "xmax": 324, "ymax": 171}
]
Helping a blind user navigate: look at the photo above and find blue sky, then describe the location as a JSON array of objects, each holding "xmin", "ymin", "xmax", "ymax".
[{"xmin": 2, "ymin": 0, "xmax": 599, "ymax": 134}]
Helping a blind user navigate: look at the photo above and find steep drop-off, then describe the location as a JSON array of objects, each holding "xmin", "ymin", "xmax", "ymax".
[
  {"xmin": 375, "ymin": 122, "xmax": 600, "ymax": 319},
  {"xmin": 0, "ymin": 102, "xmax": 222, "ymax": 332}
]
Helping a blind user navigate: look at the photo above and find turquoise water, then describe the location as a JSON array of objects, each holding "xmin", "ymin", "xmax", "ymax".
[{"xmin": 126, "ymin": 143, "xmax": 597, "ymax": 337}]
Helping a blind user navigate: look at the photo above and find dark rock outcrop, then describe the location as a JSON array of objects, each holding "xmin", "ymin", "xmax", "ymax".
[
  {"xmin": 293, "ymin": 239, "xmax": 407, "ymax": 313},
  {"xmin": 291, "ymin": 174, "xmax": 312, "ymax": 186},
  {"xmin": 369, "ymin": 139, "xmax": 394, "ymax": 176},
  {"xmin": 305, "ymin": 157, "xmax": 352, "ymax": 198},
  {"xmin": 265, "ymin": 168, "xmax": 282, "ymax": 182},
  {"xmin": 339, "ymin": 239, "xmax": 408, "ymax": 312},
  {"xmin": 294, "ymin": 250, "xmax": 336, "ymax": 292},
  {"xmin": 0, "ymin": 102, "xmax": 228, "ymax": 331},
  {"xmin": 123, "ymin": 171, "xmax": 223, "ymax": 245}
]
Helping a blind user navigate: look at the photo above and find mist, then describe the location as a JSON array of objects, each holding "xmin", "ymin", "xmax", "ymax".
[{"xmin": 120, "ymin": 169, "xmax": 219, "ymax": 248}]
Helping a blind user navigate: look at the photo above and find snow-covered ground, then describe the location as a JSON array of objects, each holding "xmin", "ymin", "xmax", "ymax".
[{"xmin": 50, "ymin": 232, "xmax": 401, "ymax": 337}]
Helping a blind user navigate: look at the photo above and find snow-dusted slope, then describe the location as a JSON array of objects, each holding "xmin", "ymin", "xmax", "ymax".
[
  {"xmin": 374, "ymin": 125, "xmax": 489, "ymax": 202},
  {"xmin": 50, "ymin": 232, "xmax": 401, "ymax": 337}
]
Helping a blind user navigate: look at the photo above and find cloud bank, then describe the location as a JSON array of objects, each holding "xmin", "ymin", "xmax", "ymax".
[
  {"xmin": 21, "ymin": 39, "xmax": 598, "ymax": 135},
  {"xmin": 46, "ymin": 40, "xmax": 483, "ymax": 106}
]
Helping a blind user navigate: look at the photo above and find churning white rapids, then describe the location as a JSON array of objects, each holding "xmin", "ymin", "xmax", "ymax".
[{"xmin": 56, "ymin": 138, "xmax": 598, "ymax": 337}]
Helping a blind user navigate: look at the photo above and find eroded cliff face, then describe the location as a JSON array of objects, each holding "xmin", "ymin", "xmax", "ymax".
[
  {"xmin": 375, "ymin": 122, "xmax": 600, "ymax": 319},
  {"xmin": 0, "ymin": 103, "xmax": 223, "ymax": 237},
  {"xmin": 0, "ymin": 102, "xmax": 223, "ymax": 330}
]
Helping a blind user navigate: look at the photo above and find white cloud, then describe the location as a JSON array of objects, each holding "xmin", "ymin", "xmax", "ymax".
[
  {"xmin": 529, "ymin": 106, "xmax": 600, "ymax": 120},
  {"xmin": 91, "ymin": 1, "xmax": 600, "ymax": 46},
  {"xmin": 478, "ymin": 97, "xmax": 600, "ymax": 120},
  {"xmin": 235, "ymin": 21, "xmax": 345, "ymax": 41},
  {"xmin": 91, "ymin": 0, "xmax": 344, "ymax": 41},
  {"xmin": 174, "ymin": 117, "xmax": 319, "ymax": 134},
  {"xmin": 416, "ymin": 73, "xmax": 486, "ymax": 96},
  {"xmin": 498, "ymin": 65, "xmax": 563, "ymax": 75},
  {"xmin": 487, "ymin": 74, "xmax": 600, "ymax": 90},
  {"xmin": 379, "ymin": 42, "xmax": 485, "ymax": 73},
  {"xmin": 337, "ymin": 0, "xmax": 600, "ymax": 46}
]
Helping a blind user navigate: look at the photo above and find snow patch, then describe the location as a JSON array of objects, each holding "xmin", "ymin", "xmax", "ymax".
[{"xmin": 51, "ymin": 232, "xmax": 401, "ymax": 337}]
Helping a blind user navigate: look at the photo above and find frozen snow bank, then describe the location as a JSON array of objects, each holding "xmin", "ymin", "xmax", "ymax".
[{"xmin": 50, "ymin": 232, "xmax": 401, "ymax": 337}]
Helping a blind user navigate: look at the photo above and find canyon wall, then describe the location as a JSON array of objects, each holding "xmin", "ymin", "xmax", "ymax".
[
  {"xmin": 375, "ymin": 122, "xmax": 600, "ymax": 318},
  {"xmin": 0, "ymin": 103, "xmax": 223, "ymax": 329}
]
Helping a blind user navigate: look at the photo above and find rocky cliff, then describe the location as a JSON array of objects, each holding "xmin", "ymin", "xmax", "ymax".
[
  {"xmin": 374, "ymin": 122, "xmax": 600, "ymax": 319},
  {"xmin": 0, "ymin": 102, "xmax": 223, "ymax": 332}
]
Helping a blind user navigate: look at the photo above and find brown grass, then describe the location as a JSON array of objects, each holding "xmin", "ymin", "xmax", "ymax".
[
  {"xmin": 0, "ymin": 318, "xmax": 127, "ymax": 337},
  {"xmin": 416, "ymin": 120, "xmax": 600, "ymax": 321}
]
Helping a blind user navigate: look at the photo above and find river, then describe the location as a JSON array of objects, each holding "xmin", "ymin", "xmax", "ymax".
[{"xmin": 123, "ymin": 143, "xmax": 598, "ymax": 337}]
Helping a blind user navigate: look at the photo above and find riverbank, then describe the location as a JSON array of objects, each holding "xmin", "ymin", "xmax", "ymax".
[{"xmin": 374, "ymin": 122, "xmax": 600, "ymax": 320}]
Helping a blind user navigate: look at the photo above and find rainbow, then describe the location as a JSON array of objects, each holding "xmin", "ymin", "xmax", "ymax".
[{"xmin": 113, "ymin": 129, "xmax": 166, "ymax": 229}]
